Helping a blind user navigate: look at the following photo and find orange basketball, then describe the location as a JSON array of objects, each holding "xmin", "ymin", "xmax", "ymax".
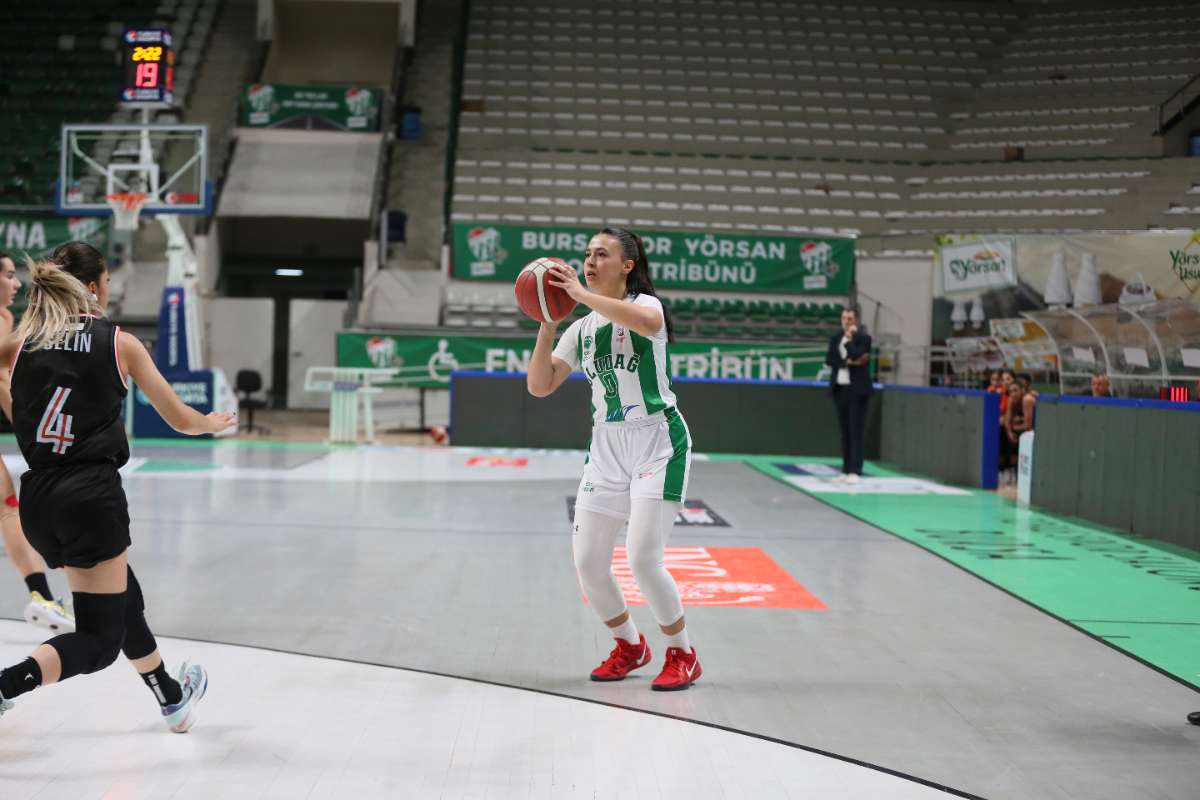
[{"xmin": 515, "ymin": 257, "xmax": 577, "ymax": 323}]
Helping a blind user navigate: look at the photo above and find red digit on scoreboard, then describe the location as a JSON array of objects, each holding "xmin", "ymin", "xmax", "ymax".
[{"xmin": 136, "ymin": 61, "xmax": 159, "ymax": 88}]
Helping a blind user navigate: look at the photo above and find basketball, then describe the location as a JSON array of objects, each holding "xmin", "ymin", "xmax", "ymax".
[
  {"xmin": 429, "ymin": 425, "xmax": 449, "ymax": 445},
  {"xmin": 515, "ymin": 257, "xmax": 577, "ymax": 323}
]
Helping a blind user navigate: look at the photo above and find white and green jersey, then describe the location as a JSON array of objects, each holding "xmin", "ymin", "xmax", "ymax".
[{"xmin": 552, "ymin": 294, "xmax": 677, "ymax": 425}]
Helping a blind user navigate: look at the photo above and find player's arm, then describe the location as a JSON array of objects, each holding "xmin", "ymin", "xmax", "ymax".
[
  {"xmin": 576, "ymin": 292, "xmax": 662, "ymax": 338},
  {"xmin": 527, "ymin": 322, "xmax": 573, "ymax": 398},
  {"xmin": 118, "ymin": 332, "xmax": 235, "ymax": 435},
  {"xmin": 845, "ymin": 330, "xmax": 871, "ymax": 365},
  {"xmin": 545, "ymin": 263, "xmax": 662, "ymax": 337},
  {"xmin": 0, "ymin": 334, "xmax": 17, "ymax": 421}
]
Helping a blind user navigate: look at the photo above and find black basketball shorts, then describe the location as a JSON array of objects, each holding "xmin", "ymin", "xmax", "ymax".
[{"xmin": 19, "ymin": 463, "xmax": 131, "ymax": 569}]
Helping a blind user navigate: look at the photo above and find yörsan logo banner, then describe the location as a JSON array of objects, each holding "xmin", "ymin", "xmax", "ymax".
[
  {"xmin": 1170, "ymin": 246, "xmax": 1200, "ymax": 282},
  {"xmin": 452, "ymin": 223, "xmax": 855, "ymax": 295},
  {"xmin": 938, "ymin": 237, "xmax": 1018, "ymax": 295},
  {"xmin": 933, "ymin": 231, "xmax": 1200, "ymax": 303}
]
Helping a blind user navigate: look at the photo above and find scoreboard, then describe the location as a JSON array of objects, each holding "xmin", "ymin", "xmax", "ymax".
[
  {"xmin": 1158, "ymin": 384, "xmax": 1200, "ymax": 403},
  {"xmin": 121, "ymin": 28, "xmax": 174, "ymax": 105}
]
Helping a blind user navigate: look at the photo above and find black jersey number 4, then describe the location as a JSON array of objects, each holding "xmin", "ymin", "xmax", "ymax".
[{"xmin": 36, "ymin": 387, "xmax": 77, "ymax": 455}]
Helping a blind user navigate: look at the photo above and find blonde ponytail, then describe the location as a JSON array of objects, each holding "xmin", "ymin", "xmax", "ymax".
[{"xmin": 16, "ymin": 258, "xmax": 101, "ymax": 351}]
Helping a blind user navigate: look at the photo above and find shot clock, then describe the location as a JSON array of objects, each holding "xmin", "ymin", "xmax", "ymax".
[{"xmin": 121, "ymin": 29, "xmax": 175, "ymax": 105}]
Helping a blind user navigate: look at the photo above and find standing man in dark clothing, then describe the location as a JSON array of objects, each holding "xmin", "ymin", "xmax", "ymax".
[{"xmin": 825, "ymin": 307, "xmax": 873, "ymax": 484}]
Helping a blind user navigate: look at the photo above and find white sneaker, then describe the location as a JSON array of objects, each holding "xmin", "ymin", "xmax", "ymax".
[
  {"xmin": 161, "ymin": 662, "xmax": 208, "ymax": 733},
  {"xmin": 845, "ymin": 473, "xmax": 860, "ymax": 485},
  {"xmin": 23, "ymin": 592, "xmax": 75, "ymax": 633},
  {"xmin": 832, "ymin": 474, "xmax": 849, "ymax": 483}
]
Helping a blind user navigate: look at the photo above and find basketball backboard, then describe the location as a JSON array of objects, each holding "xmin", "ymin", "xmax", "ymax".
[{"xmin": 57, "ymin": 124, "xmax": 211, "ymax": 217}]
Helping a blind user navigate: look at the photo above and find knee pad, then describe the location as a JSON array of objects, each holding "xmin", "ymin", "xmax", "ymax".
[
  {"xmin": 626, "ymin": 499, "xmax": 675, "ymax": 578},
  {"xmin": 60, "ymin": 591, "xmax": 127, "ymax": 676},
  {"xmin": 625, "ymin": 545, "xmax": 663, "ymax": 582},
  {"xmin": 572, "ymin": 511, "xmax": 623, "ymax": 582},
  {"xmin": 121, "ymin": 567, "xmax": 158, "ymax": 660},
  {"xmin": 627, "ymin": 500, "xmax": 684, "ymax": 626},
  {"xmin": 572, "ymin": 510, "xmax": 628, "ymax": 620}
]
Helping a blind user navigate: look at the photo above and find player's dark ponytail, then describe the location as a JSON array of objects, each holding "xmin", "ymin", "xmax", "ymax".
[
  {"xmin": 17, "ymin": 241, "xmax": 106, "ymax": 351},
  {"xmin": 600, "ymin": 227, "xmax": 675, "ymax": 342},
  {"xmin": 49, "ymin": 241, "xmax": 107, "ymax": 289}
]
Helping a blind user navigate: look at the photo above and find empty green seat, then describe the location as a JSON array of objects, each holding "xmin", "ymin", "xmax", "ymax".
[
  {"xmin": 670, "ymin": 297, "xmax": 697, "ymax": 320},
  {"xmin": 771, "ymin": 302, "xmax": 796, "ymax": 325},
  {"xmin": 748, "ymin": 300, "xmax": 772, "ymax": 322},
  {"xmin": 698, "ymin": 299, "xmax": 722, "ymax": 320}
]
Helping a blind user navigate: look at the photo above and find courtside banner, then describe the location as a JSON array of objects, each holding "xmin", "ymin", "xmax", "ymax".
[
  {"xmin": 0, "ymin": 214, "xmax": 109, "ymax": 258},
  {"xmin": 240, "ymin": 83, "xmax": 383, "ymax": 131},
  {"xmin": 337, "ymin": 332, "xmax": 825, "ymax": 389},
  {"xmin": 155, "ymin": 286, "xmax": 194, "ymax": 373},
  {"xmin": 452, "ymin": 223, "xmax": 854, "ymax": 295}
]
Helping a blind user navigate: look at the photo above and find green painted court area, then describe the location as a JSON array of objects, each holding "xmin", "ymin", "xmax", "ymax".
[{"xmin": 745, "ymin": 456, "xmax": 1200, "ymax": 691}]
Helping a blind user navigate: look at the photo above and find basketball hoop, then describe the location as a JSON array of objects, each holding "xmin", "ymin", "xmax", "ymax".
[{"xmin": 106, "ymin": 192, "xmax": 147, "ymax": 231}]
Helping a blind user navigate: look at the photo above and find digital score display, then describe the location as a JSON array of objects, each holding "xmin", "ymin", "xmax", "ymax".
[
  {"xmin": 121, "ymin": 29, "xmax": 174, "ymax": 104},
  {"xmin": 1158, "ymin": 384, "xmax": 1200, "ymax": 403}
]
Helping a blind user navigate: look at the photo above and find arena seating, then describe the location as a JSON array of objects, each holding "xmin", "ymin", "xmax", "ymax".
[
  {"xmin": 453, "ymin": 0, "xmax": 1200, "ymax": 248},
  {"xmin": 443, "ymin": 280, "xmax": 846, "ymax": 343}
]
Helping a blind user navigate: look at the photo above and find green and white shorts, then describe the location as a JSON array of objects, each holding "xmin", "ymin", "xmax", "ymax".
[{"xmin": 574, "ymin": 407, "xmax": 692, "ymax": 521}]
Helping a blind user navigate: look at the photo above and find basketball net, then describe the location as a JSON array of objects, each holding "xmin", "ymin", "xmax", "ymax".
[{"xmin": 105, "ymin": 192, "xmax": 147, "ymax": 231}]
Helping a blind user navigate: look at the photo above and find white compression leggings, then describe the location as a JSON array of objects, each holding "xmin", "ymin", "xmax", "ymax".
[{"xmin": 573, "ymin": 498, "xmax": 684, "ymax": 627}]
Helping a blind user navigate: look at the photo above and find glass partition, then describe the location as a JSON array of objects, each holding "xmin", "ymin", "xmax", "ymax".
[{"xmin": 1023, "ymin": 299, "xmax": 1200, "ymax": 398}]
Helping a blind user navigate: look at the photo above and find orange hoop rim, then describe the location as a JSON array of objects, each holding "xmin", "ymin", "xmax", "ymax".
[{"xmin": 105, "ymin": 192, "xmax": 148, "ymax": 211}]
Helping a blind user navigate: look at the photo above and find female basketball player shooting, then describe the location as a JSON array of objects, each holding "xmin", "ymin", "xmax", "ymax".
[
  {"xmin": 0, "ymin": 251, "xmax": 73, "ymax": 632},
  {"xmin": 0, "ymin": 242, "xmax": 235, "ymax": 731},
  {"xmin": 527, "ymin": 228, "xmax": 701, "ymax": 691}
]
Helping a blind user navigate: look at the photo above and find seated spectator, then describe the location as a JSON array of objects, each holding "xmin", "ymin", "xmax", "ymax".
[
  {"xmin": 1091, "ymin": 372, "xmax": 1112, "ymax": 398},
  {"xmin": 999, "ymin": 370, "xmax": 1015, "ymax": 417},
  {"xmin": 999, "ymin": 382, "xmax": 1037, "ymax": 485},
  {"xmin": 999, "ymin": 383, "xmax": 1023, "ymax": 482},
  {"xmin": 1014, "ymin": 383, "xmax": 1037, "ymax": 436}
]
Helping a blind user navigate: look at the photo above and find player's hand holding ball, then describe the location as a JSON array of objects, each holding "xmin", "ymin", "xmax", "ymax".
[
  {"xmin": 514, "ymin": 257, "xmax": 579, "ymax": 324},
  {"xmin": 544, "ymin": 260, "xmax": 588, "ymax": 303}
]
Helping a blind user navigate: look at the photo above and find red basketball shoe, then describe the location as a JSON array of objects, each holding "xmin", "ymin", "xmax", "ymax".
[
  {"xmin": 590, "ymin": 635, "xmax": 652, "ymax": 681},
  {"xmin": 651, "ymin": 647, "xmax": 702, "ymax": 691}
]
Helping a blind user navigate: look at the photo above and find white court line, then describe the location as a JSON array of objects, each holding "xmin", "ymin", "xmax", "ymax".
[
  {"xmin": 0, "ymin": 620, "xmax": 958, "ymax": 800},
  {"xmin": 4, "ymin": 447, "xmax": 712, "ymax": 486}
]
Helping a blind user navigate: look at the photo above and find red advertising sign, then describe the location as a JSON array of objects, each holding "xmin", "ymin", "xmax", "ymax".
[
  {"xmin": 465, "ymin": 456, "xmax": 529, "ymax": 468},
  {"xmin": 607, "ymin": 546, "xmax": 825, "ymax": 609}
]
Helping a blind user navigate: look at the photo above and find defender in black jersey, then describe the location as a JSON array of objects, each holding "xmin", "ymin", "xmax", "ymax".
[
  {"xmin": 13, "ymin": 313, "xmax": 132, "ymax": 568},
  {"xmin": 0, "ymin": 243, "xmax": 235, "ymax": 732}
]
